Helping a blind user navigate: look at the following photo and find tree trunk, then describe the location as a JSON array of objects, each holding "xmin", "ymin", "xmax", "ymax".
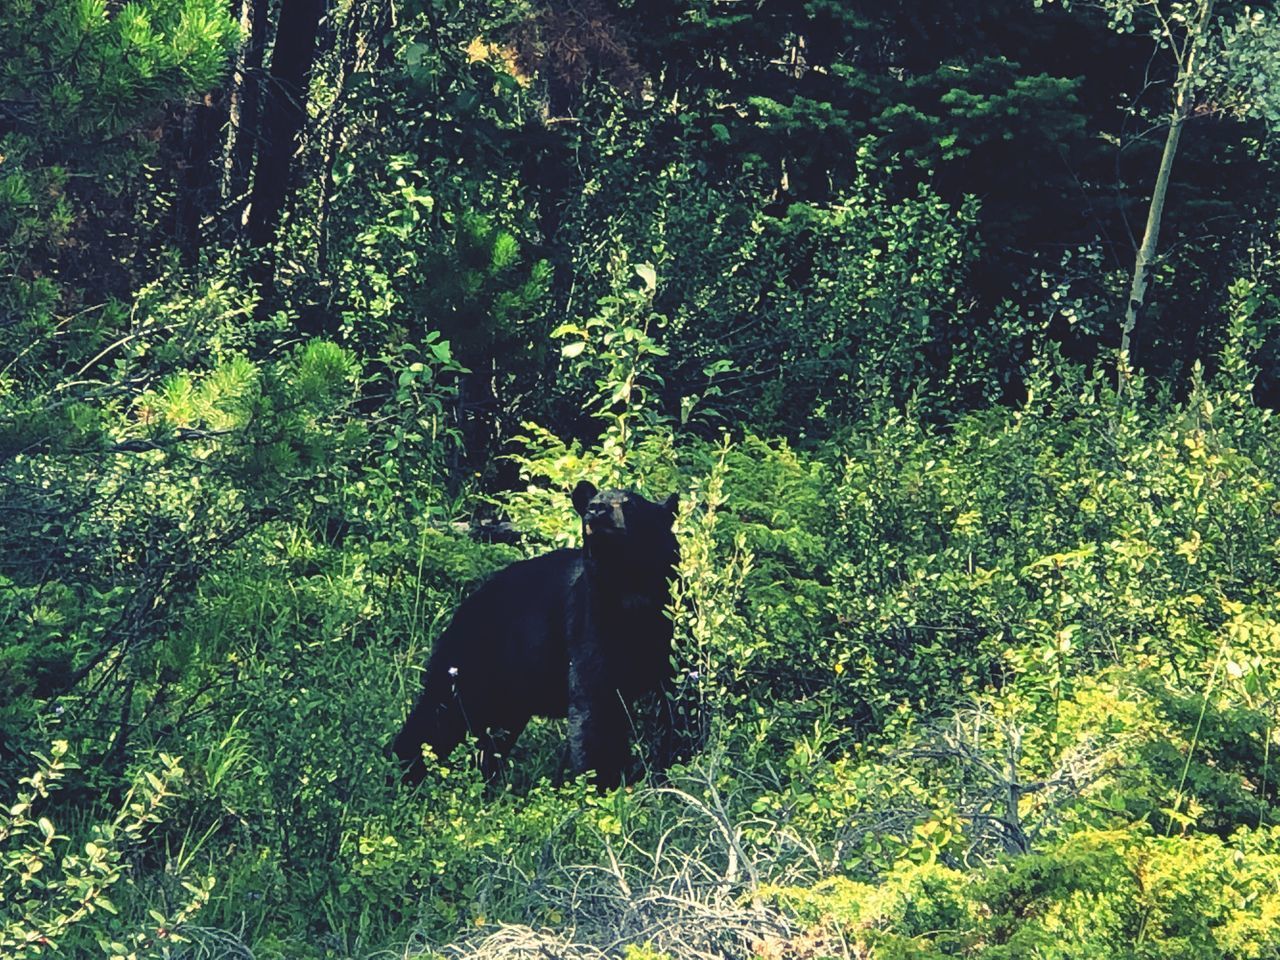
[
  {"xmin": 246, "ymin": 0, "xmax": 323, "ymax": 250},
  {"xmin": 222, "ymin": 0, "xmax": 271, "ymax": 223},
  {"xmin": 1119, "ymin": 0, "xmax": 1215, "ymax": 387},
  {"xmin": 1119, "ymin": 105, "xmax": 1186, "ymax": 373}
]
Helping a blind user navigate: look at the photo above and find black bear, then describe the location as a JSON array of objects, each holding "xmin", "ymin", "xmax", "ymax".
[{"xmin": 392, "ymin": 481, "xmax": 679, "ymax": 789}]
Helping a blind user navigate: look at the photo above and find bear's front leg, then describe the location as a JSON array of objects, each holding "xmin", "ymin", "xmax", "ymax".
[{"xmin": 566, "ymin": 682, "xmax": 632, "ymax": 790}]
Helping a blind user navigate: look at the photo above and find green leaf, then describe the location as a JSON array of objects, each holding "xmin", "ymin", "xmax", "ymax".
[{"xmin": 405, "ymin": 42, "xmax": 429, "ymax": 67}]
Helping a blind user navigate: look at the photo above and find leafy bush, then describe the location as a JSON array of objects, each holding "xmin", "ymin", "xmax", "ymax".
[
  {"xmin": 3, "ymin": 3, "xmax": 1279, "ymax": 954},
  {"xmin": 772, "ymin": 822, "xmax": 1280, "ymax": 959},
  {"xmin": 1, "ymin": 741, "xmax": 214, "ymax": 959}
]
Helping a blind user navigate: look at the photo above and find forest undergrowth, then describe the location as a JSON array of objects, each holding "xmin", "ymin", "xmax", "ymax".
[{"xmin": 4, "ymin": 1, "xmax": 1280, "ymax": 957}]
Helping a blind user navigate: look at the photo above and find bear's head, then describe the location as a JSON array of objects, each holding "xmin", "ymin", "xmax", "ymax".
[{"xmin": 573, "ymin": 481, "xmax": 678, "ymax": 576}]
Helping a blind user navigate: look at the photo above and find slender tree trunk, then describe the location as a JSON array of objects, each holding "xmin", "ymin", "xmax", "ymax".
[
  {"xmin": 1119, "ymin": 0, "xmax": 1215, "ymax": 387},
  {"xmin": 223, "ymin": 0, "xmax": 271, "ymax": 223},
  {"xmin": 1119, "ymin": 109, "xmax": 1184, "ymax": 367},
  {"xmin": 246, "ymin": 0, "xmax": 323, "ymax": 250}
]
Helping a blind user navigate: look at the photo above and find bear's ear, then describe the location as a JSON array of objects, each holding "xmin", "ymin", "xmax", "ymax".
[
  {"xmin": 662, "ymin": 493, "xmax": 679, "ymax": 516},
  {"xmin": 572, "ymin": 481, "xmax": 598, "ymax": 516}
]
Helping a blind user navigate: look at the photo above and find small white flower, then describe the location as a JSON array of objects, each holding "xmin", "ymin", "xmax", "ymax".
[{"xmin": 448, "ymin": 666, "xmax": 460, "ymax": 677}]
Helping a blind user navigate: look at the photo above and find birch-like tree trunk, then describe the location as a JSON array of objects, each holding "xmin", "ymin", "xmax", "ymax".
[{"xmin": 1119, "ymin": 0, "xmax": 1216, "ymax": 387}]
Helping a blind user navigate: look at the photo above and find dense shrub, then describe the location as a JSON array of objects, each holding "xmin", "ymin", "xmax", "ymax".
[{"xmin": 4, "ymin": 1, "xmax": 1280, "ymax": 955}]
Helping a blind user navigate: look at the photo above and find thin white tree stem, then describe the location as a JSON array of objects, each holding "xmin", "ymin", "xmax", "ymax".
[{"xmin": 1119, "ymin": 0, "xmax": 1217, "ymax": 390}]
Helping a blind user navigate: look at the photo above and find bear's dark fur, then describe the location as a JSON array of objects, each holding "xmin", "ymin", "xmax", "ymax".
[{"xmin": 392, "ymin": 481, "xmax": 679, "ymax": 788}]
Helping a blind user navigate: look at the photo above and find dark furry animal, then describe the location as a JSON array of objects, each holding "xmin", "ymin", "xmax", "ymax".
[{"xmin": 392, "ymin": 481, "xmax": 679, "ymax": 789}]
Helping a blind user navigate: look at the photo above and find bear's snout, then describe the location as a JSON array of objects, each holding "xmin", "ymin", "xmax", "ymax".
[{"xmin": 585, "ymin": 502, "xmax": 625, "ymax": 534}]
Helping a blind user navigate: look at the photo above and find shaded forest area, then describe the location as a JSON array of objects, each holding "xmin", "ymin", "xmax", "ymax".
[{"xmin": 4, "ymin": 1, "xmax": 1280, "ymax": 957}]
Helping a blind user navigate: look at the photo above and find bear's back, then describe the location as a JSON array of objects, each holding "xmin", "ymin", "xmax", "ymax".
[{"xmin": 426, "ymin": 548, "xmax": 581, "ymax": 722}]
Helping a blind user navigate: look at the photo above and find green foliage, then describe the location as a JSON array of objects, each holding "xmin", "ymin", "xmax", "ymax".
[
  {"xmin": 9, "ymin": 299, "xmax": 1280, "ymax": 956},
  {"xmin": 0, "ymin": 0, "xmax": 235, "ymax": 337},
  {"xmin": 3, "ymin": 0, "xmax": 1280, "ymax": 955},
  {"xmin": 773, "ymin": 824, "xmax": 1280, "ymax": 959},
  {"xmin": 751, "ymin": 174, "xmax": 991, "ymax": 424},
  {"xmin": 1, "ymin": 741, "xmax": 214, "ymax": 959},
  {"xmin": 329, "ymin": 159, "xmax": 550, "ymax": 363},
  {"xmin": 554, "ymin": 261, "xmax": 672, "ymax": 453}
]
